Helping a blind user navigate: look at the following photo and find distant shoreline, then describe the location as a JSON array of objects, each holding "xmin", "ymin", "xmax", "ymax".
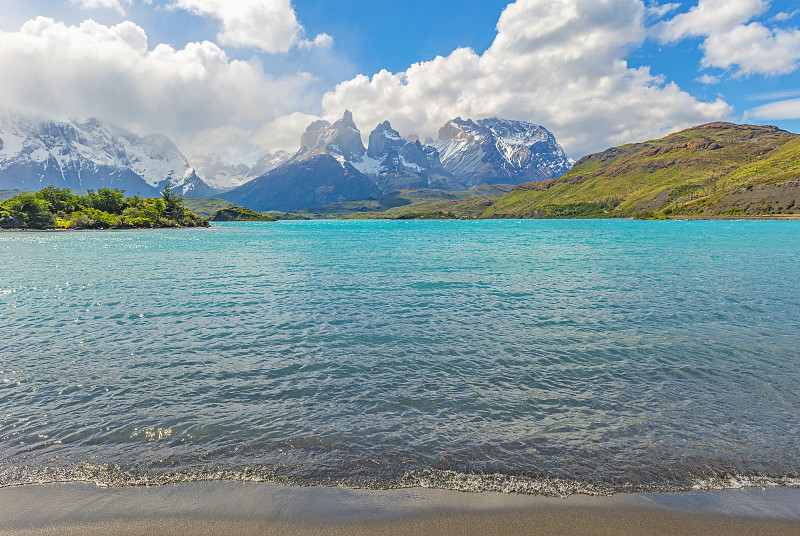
[
  {"xmin": 667, "ymin": 214, "xmax": 800, "ymax": 221},
  {"xmin": 1, "ymin": 482, "xmax": 798, "ymax": 536},
  {"xmin": 4, "ymin": 215, "xmax": 800, "ymax": 229}
]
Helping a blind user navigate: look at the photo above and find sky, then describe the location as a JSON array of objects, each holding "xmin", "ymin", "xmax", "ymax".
[{"xmin": 1, "ymin": 0, "xmax": 799, "ymax": 164}]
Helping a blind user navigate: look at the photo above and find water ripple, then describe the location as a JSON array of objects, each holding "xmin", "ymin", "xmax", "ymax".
[{"xmin": 1, "ymin": 220, "xmax": 799, "ymax": 494}]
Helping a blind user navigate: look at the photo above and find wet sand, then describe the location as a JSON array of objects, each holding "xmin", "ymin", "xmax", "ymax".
[{"xmin": 1, "ymin": 482, "xmax": 799, "ymax": 535}]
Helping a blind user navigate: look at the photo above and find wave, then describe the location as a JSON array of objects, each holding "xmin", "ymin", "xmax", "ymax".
[{"xmin": 3, "ymin": 464, "xmax": 799, "ymax": 497}]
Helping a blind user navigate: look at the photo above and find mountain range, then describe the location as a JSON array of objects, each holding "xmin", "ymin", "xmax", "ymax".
[
  {"xmin": 0, "ymin": 111, "xmax": 574, "ymax": 210},
  {"xmin": 0, "ymin": 113, "xmax": 214, "ymax": 196},
  {"xmin": 221, "ymin": 111, "xmax": 574, "ymax": 211}
]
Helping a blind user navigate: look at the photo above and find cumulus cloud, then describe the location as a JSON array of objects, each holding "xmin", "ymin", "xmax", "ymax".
[
  {"xmin": 71, "ymin": 0, "xmax": 132, "ymax": 14},
  {"xmin": 657, "ymin": 0, "xmax": 800, "ymax": 76},
  {"xmin": 749, "ymin": 98, "xmax": 800, "ymax": 120},
  {"xmin": 0, "ymin": 17, "xmax": 317, "ymax": 161},
  {"xmin": 169, "ymin": 0, "xmax": 332, "ymax": 53},
  {"xmin": 182, "ymin": 112, "xmax": 321, "ymax": 162},
  {"xmin": 321, "ymin": 0, "xmax": 730, "ymax": 159}
]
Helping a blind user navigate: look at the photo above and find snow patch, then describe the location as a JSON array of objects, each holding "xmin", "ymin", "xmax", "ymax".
[{"xmin": 352, "ymin": 154, "xmax": 384, "ymax": 175}]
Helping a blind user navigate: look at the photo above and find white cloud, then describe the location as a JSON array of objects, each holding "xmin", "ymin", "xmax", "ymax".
[
  {"xmin": 696, "ymin": 74, "xmax": 720, "ymax": 84},
  {"xmin": 182, "ymin": 112, "xmax": 320, "ymax": 162},
  {"xmin": 321, "ymin": 0, "xmax": 730, "ymax": 159},
  {"xmin": 169, "ymin": 0, "xmax": 331, "ymax": 53},
  {"xmin": 646, "ymin": 3, "xmax": 681, "ymax": 19},
  {"xmin": 772, "ymin": 10, "xmax": 799, "ymax": 22},
  {"xmin": 702, "ymin": 23, "xmax": 800, "ymax": 75},
  {"xmin": 657, "ymin": 0, "xmax": 767, "ymax": 40},
  {"xmin": 0, "ymin": 17, "xmax": 317, "ymax": 161},
  {"xmin": 749, "ymin": 98, "xmax": 800, "ymax": 120},
  {"xmin": 657, "ymin": 0, "xmax": 800, "ymax": 76},
  {"xmin": 299, "ymin": 33, "xmax": 334, "ymax": 50},
  {"xmin": 71, "ymin": 0, "xmax": 132, "ymax": 14}
]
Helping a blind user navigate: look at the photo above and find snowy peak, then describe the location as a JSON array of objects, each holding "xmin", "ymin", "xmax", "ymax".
[{"xmin": 432, "ymin": 117, "xmax": 574, "ymax": 186}]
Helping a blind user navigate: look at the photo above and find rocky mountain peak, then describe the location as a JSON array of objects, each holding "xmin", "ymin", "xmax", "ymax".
[
  {"xmin": 439, "ymin": 117, "xmax": 479, "ymax": 143},
  {"xmin": 295, "ymin": 110, "xmax": 366, "ymax": 163},
  {"xmin": 340, "ymin": 109, "xmax": 356, "ymax": 126}
]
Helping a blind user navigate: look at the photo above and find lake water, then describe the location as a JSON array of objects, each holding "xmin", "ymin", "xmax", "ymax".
[{"xmin": 1, "ymin": 220, "xmax": 799, "ymax": 496}]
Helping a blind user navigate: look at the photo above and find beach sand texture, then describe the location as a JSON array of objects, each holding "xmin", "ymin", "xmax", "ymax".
[{"xmin": 1, "ymin": 482, "xmax": 799, "ymax": 535}]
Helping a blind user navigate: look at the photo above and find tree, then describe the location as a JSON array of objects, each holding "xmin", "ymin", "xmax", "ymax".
[
  {"xmin": 161, "ymin": 185, "xmax": 184, "ymax": 218},
  {"xmin": 4, "ymin": 193, "xmax": 54, "ymax": 228},
  {"xmin": 36, "ymin": 186, "xmax": 80, "ymax": 214},
  {"xmin": 88, "ymin": 187, "xmax": 126, "ymax": 214}
]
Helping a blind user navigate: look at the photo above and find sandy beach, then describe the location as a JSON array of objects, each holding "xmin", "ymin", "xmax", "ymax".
[{"xmin": 1, "ymin": 482, "xmax": 799, "ymax": 535}]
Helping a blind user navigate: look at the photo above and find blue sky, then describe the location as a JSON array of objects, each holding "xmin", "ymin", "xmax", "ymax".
[{"xmin": 1, "ymin": 1, "xmax": 799, "ymax": 162}]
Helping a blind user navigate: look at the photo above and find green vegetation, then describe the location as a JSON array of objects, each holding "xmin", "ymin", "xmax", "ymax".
[
  {"xmin": 0, "ymin": 186, "xmax": 208, "ymax": 230},
  {"xmin": 480, "ymin": 123, "xmax": 800, "ymax": 219},
  {"xmin": 210, "ymin": 205, "xmax": 276, "ymax": 221}
]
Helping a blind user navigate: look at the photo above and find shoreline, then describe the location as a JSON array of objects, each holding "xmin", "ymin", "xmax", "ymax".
[
  {"xmin": 2, "ymin": 214, "xmax": 800, "ymax": 230},
  {"xmin": 2, "ymin": 482, "xmax": 799, "ymax": 535}
]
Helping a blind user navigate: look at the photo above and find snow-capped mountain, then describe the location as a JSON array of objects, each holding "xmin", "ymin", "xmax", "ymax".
[
  {"xmin": 190, "ymin": 151, "xmax": 291, "ymax": 190},
  {"xmin": 0, "ymin": 112, "xmax": 215, "ymax": 196},
  {"xmin": 432, "ymin": 117, "xmax": 574, "ymax": 186},
  {"xmin": 222, "ymin": 111, "xmax": 575, "ymax": 212},
  {"xmin": 361, "ymin": 121, "xmax": 461, "ymax": 192}
]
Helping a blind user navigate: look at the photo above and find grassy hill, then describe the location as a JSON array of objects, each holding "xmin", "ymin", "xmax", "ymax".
[
  {"xmin": 181, "ymin": 197, "xmax": 234, "ymax": 219},
  {"xmin": 480, "ymin": 122, "xmax": 800, "ymax": 219}
]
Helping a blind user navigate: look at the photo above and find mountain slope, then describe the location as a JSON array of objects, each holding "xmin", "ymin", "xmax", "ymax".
[
  {"xmin": 481, "ymin": 122, "xmax": 799, "ymax": 218},
  {"xmin": 222, "ymin": 154, "xmax": 381, "ymax": 212}
]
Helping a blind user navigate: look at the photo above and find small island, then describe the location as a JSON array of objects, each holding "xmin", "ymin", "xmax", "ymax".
[
  {"xmin": 0, "ymin": 186, "xmax": 208, "ymax": 230},
  {"xmin": 210, "ymin": 205, "xmax": 276, "ymax": 221}
]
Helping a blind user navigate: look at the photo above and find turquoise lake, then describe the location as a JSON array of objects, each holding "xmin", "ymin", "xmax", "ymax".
[{"xmin": 1, "ymin": 219, "xmax": 799, "ymax": 495}]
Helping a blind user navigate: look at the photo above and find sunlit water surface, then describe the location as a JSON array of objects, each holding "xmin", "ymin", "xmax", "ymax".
[{"xmin": 1, "ymin": 220, "xmax": 799, "ymax": 495}]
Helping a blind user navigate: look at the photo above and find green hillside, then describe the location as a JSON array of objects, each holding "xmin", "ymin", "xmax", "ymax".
[
  {"xmin": 481, "ymin": 122, "xmax": 800, "ymax": 219},
  {"xmin": 181, "ymin": 197, "xmax": 234, "ymax": 219}
]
